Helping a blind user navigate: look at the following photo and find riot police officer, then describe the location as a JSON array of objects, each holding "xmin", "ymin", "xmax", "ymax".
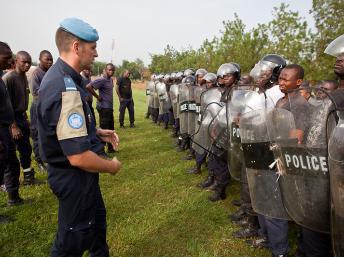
[
  {"xmin": 37, "ymin": 18, "xmax": 121, "ymax": 256},
  {"xmin": 207, "ymin": 63, "xmax": 240, "ymax": 201}
]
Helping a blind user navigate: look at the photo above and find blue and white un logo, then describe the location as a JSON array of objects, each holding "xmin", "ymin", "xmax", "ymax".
[{"xmin": 68, "ymin": 113, "xmax": 83, "ymax": 129}]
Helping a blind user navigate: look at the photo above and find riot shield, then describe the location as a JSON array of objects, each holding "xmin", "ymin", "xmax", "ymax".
[
  {"xmin": 326, "ymin": 89, "xmax": 344, "ymax": 256},
  {"xmin": 156, "ymin": 82, "xmax": 171, "ymax": 114},
  {"xmin": 268, "ymin": 88, "xmax": 333, "ymax": 233},
  {"xmin": 188, "ymin": 86, "xmax": 197, "ymax": 135},
  {"xmin": 179, "ymin": 84, "xmax": 189, "ymax": 134},
  {"xmin": 169, "ymin": 83, "xmax": 179, "ymax": 119},
  {"xmin": 152, "ymin": 82, "xmax": 160, "ymax": 109},
  {"xmin": 147, "ymin": 81, "xmax": 154, "ymax": 109},
  {"xmin": 191, "ymin": 87, "xmax": 224, "ymax": 155},
  {"xmin": 226, "ymin": 85, "xmax": 258, "ymax": 181},
  {"xmin": 240, "ymin": 90, "xmax": 290, "ymax": 220},
  {"xmin": 194, "ymin": 85, "xmax": 206, "ymax": 130},
  {"xmin": 208, "ymin": 104, "xmax": 228, "ymax": 156}
]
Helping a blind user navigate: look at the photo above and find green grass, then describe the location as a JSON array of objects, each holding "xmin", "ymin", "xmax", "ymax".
[{"xmin": 0, "ymin": 88, "xmax": 271, "ymax": 257}]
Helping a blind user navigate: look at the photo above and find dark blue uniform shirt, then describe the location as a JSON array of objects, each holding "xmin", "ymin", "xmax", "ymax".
[{"xmin": 37, "ymin": 58, "xmax": 104, "ymax": 164}]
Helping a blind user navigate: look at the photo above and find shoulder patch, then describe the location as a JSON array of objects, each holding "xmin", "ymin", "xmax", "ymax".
[{"xmin": 68, "ymin": 112, "xmax": 84, "ymax": 129}]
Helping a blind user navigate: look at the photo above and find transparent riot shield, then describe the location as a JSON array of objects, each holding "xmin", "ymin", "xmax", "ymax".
[
  {"xmin": 226, "ymin": 85, "xmax": 258, "ymax": 181},
  {"xmin": 194, "ymin": 85, "xmax": 206, "ymax": 131},
  {"xmin": 179, "ymin": 84, "xmax": 189, "ymax": 134},
  {"xmin": 191, "ymin": 87, "xmax": 223, "ymax": 154},
  {"xmin": 268, "ymin": 88, "xmax": 334, "ymax": 233},
  {"xmin": 169, "ymin": 83, "xmax": 179, "ymax": 119},
  {"xmin": 327, "ymin": 89, "xmax": 344, "ymax": 256},
  {"xmin": 148, "ymin": 81, "xmax": 154, "ymax": 109},
  {"xmin": 157, "ymin": 82, "xmax": 170, "ymax": 114},
  {"xmin": 208, "ymin": 104, "xmax": 228, "ymax": 157},
  {"xmin": 188, "ymin": 86, "xmax": 197, "ymax": 135},
  {"xmin": 240, "ymin": 90, "xmax": 290, "ymax": 220},
  {"xmin": 152, "ymin": 82, "xmax": 160, "ymax": 109}
]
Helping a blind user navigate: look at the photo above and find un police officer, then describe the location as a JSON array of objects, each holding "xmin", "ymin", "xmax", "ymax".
[{"xmin": 37, "ymin": 18, "xmax": 121, "ymax": 256}]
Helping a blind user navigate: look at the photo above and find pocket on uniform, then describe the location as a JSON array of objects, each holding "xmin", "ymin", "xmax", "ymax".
[{"xmin": 58, "ymin": 223, "xmax": 95, "ymax": 254}]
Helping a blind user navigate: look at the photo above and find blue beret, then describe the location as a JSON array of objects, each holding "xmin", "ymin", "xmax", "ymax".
[{"xmin": 59, "ymin": 17, "xmax": 99, "ymax": 42}]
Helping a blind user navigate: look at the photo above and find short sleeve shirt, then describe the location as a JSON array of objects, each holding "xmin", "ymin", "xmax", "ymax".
[
  {"xmin": 90, "ymin": 76, "xmax": 113, "ymax": 109},
  {"xmin": 29, "ymin": 66, "xmax": 46, "ymax": 102},
  {"xmin": 37, "ymin": 58, "xmax": 104, "ymax": 164}
]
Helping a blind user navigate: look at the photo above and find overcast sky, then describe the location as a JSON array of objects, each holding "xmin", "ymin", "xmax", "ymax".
[{"xmin": 1, "ymin": 0, "xmax": 313, "ymax": 66}]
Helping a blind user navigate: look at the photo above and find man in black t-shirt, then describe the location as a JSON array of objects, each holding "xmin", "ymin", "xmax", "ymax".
[
  {"xmin": 116, "ymin": 70, "xmax": 135, "ymax": 128},
  {"xmin": 0, "ymin": 42, "xmax": 23, "ymax": 209}
]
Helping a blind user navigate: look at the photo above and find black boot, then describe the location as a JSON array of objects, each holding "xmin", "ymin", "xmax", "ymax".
[
  {"xmin": 206, "ymin": 181, "xmax": 218, "ymax": 192},
  {"xmin": 197, "ymin": 175, "xmax": 214, "ymax": 188},
  {"xmin": 232, "ymin": 199, "xmax": 243, "ymax": 207},
  {"xmin": 37, "ymin": 161, "xmax": 47, "ymax": 173},
  {"xmin": 23, "ymin": 168, "xmax": 42, "ymax": 186},
  {"xmin": 7, "ymin": 191, "xmax": 24, "ymax": 206},
  {"xmin": 229, "ymin": 206, "xmax": 247, "ymax": 222},
  {"xmin": 208, "ymin": 184, "xmax": 227, "ymax": 202},
  {"xmin": 186, "ymin": 164, "xmax": 201, "ymax": 174},
  {"xmin": 232, "ymin": 225, "xmax": 258, "ymax": 238},
  {"xmin": 0, "ymin": 214, "xmax": 13, "ymax": 224}
]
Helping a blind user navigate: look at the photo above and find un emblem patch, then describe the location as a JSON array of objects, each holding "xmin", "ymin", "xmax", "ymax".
[{"xmin": 68, "ymin": 113, "xmax": 83, "ymax": 129}]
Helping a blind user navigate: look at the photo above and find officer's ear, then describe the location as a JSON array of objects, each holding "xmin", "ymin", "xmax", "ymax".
[{"xmin": 71, "ymin": 40, "xmax": 82, "ymax": 55}]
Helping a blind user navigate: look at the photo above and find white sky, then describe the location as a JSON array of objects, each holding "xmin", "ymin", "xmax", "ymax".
[{"xmin": 1, "ymin": 0, "xmax": 313, "ymax": 66}]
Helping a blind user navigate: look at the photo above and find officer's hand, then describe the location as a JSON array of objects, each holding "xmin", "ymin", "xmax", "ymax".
[
  {"xmin": 98, "ymin": 96, "xmax": 103, "ymax": 102},
  {"xmin": 11, "ymin": 124, "xmax": 23, "ymax": 140},
  {"xmin": 110, "ymin": 156, "xmax": 121, "ymax": 174},
  {"xmin": 97, "ymin": 129, "xmax": 120, "ymax": 150},
  {"xmin": 119, "ymin": 97, "xmax": 124, "ymax": 102}
]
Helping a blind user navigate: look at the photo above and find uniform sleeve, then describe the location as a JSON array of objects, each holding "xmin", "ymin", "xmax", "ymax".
[
  {"xmin": 90, "ymin": 78, "xmax": 105, "ymax": 90},
  {"xmin": 29, "ymin": 71, "xmax": 40, "ymax": 97},
  {"xmin": 39, "ymin": 81, "xmax": 91, "ymax": 157},
  {"xmin": 291, "ymin": 101, "xmax": 310, "ymax": 133},
  {"xmin": 3, "ymin": 74, "xmax": 16, "ymax": 112}
]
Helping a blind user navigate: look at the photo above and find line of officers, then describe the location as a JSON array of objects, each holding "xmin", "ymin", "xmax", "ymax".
[{"xmin": 145, "ymin": 34, "xmax": 344, "ymax": 257}]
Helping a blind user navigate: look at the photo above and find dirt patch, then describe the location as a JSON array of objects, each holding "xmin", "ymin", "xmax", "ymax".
[{"xmin": 132, "ymin": 81, "xmax": 147, "ymax": 90}]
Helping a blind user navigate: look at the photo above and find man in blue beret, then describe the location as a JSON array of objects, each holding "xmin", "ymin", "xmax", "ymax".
[{"xmin": 37, "ymin": 17, "xmax": 121, "ymax": 256}]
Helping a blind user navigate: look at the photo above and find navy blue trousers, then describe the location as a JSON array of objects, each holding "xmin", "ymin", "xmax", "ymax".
[{"xmin": 258, "ymin": 214, "xmax": 289, "ymax": 255}]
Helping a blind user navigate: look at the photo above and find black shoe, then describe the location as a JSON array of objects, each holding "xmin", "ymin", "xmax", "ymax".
[
  {"xmin": 186, "ymin": 166, "xmax": 201, "ymax": 174},
  {"xmin": 232, "ymin": 226, "xmax": 258, "ymax": 238},
  {"xmin": 120, "ymin": 125, "xmax": 125, "ymax": 128},
  {"xmin": 37, "ymin": 162, "xmax": 47, "ymax": 173},
  {"xmin": 0, "ymin": 214, "xmax": 13, "ymax": 224},
  {"xmin": 176, "ymin": 147, "xmax": 185, "ymax": 152},
  {"xmin": 205, "ymin": 181, "xmax": 218, "ymax": 192},
  {"xmin": 271, "ymin": 255, "xmax": 288, "ymax": 257},
  {"xmin": 245, "ymin": 237, "xmax": 269, "ymax": 249},
  {"xmin": 233, "ymin": 217, "xmax": 250, "ymax": 227},
  {"xmin": 232, "ymin": 199, "xmax": 243, "ymax": 207},
  {"xmin": 197, "ymin": 175, "xmax": 214, "ymax": 189},
  {"xmin": 229, "ymin": 208, "xmax": 247, "ymax": 222},
  {"xmin": 107, "ymin": 149, "xmax": 116, "ymax": 153},
  {"xmin": 130, "ymin": 123, "xmax": 135, "ymax": 128},
  {"xmin": 0, "ymin": 184, "xmax": 7, "ymax": 193},
  {"xmin": 7, "ymin": 192, "xmax": 24, "ymax": 206},
  {"xmin": 182, "ymin": 154, "xmax": 193, "ymax": 161},
  {"xmin": 208, "ymin": 185, "xmax": 227, "ymax": 202}
]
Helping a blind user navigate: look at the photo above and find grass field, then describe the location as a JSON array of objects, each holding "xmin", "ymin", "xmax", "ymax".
[{"xmin": 0, "ymin": 87, "xmax": 271, "ymax": 257}]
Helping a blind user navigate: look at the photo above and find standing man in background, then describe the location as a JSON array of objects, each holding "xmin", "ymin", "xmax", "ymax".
[
  {"xmin": 86, "ymin": 63, "xmax": 115, "ymax": 153},
  {"xmin": 116, "ymin": 70, "xmax": 135, "ymax": 128},
  {"xmin": 29, "ymin": 50, "xmax": 53, "ymax": 172},
  {"xmin": 3, "ymin": 51, "xmax": 37, "ymax": 185},
  {"xmin": 81, "ymin": 68, "xmax": 96, "ymax": 125},
  {"xmin": 0, "ymin": 42, "xmax": 23, "ymax": 208}
]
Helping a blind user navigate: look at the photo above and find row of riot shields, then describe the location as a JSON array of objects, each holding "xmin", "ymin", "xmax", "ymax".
[{"xmin": 190, "ymin": 84, "xmax": 344, "ymax": 256}]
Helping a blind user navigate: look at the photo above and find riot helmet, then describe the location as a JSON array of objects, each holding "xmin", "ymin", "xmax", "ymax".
[
  {"xmin": 184, "ymin": 68, "xmax": 195, "ymax": 77},
  {"xmin": 164, "ymin": 74, "xmax": 171, "ymax": 82},
  {"xmin": 217, "ymin": 63, "xmax": 240, "ymax": 87},
  {"xmin": 250, "ymin": 54, "xmax": 286, "ymax": 88},
  {"xmin": 324, "ymin": 34, "xmax": 344, "ymax": 57},
  {"xmin": 195, "ymin": 68, "xmax": 207, "ymax": 77},
  {"xmin": 325, "ymin": 35, "xmax": 344, "ymax": 79},
  {"xmin": 203, "ymin": 73, "xmax": 217, "ymax": 89},
  {"xmin": 184, "ymin": 75, "xmax": 196, "ymax": 86}
]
